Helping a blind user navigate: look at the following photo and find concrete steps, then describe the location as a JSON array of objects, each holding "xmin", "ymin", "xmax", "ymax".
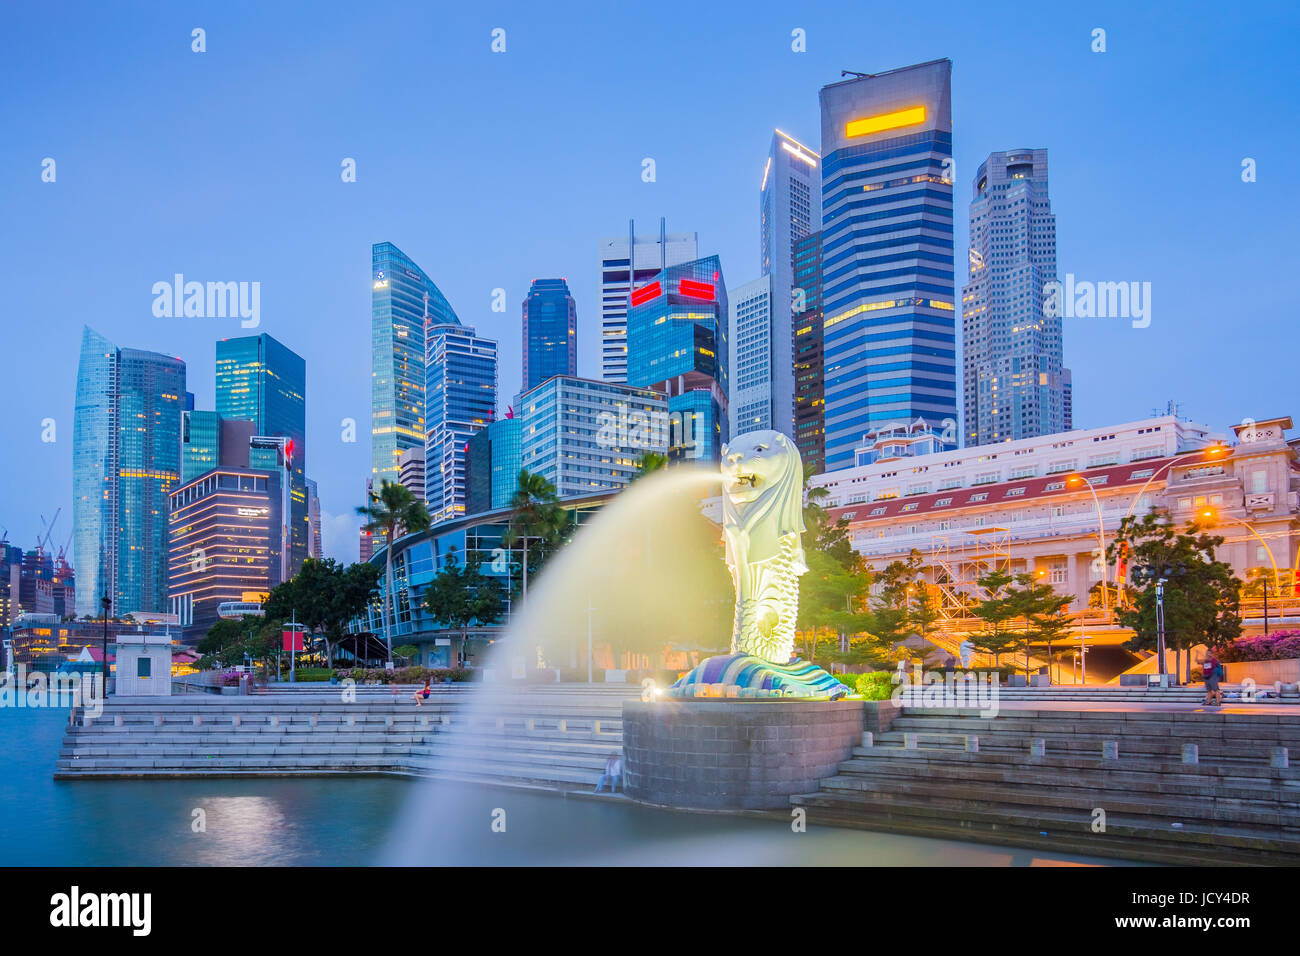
[
  {"xmin": 792, "ymin": 705, "xmax": 1300, "ymax": 865},
  {"xmin": 55, "ymin": 690, "xmax": 628, "ymax": 790}
]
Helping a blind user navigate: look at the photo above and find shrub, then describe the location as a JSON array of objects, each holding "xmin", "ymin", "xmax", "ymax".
[
  {"xmin": 331, "ymin": 666, "xmax": 478, "ymax": 684},
  {"xmin": 1219, "ymin": 631, "xmax": 1300, "ymax": 663}
]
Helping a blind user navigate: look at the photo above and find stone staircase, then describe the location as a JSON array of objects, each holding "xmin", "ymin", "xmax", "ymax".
[
  {"xmin": 792, "ymin": 706, "xmax": 1300, "ymax": 865},
  {"xmin": 56, "ymin": 686, "xmax": 638, "ymax": 790}
]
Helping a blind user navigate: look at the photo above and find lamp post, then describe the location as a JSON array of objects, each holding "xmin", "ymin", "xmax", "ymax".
[
  {"xmin": 100, "ymin": 594, "xmax": 111, "ymax": 698},
  {"xmin": 1068, "ymin": 474, "xmax": 1108, "ymax": 615},
  {"xmin": 1155, "ymin": 577, "xmax": 1168, "ymax": 681}
]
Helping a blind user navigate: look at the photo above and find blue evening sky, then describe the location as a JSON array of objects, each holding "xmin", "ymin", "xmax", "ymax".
[{"xmin": 1, "ymin": 0, "xmax": 1296, "ymax": 562}]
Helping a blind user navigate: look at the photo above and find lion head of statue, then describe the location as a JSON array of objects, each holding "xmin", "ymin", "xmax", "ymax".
[{"xmin": 720, "ymin": 429, "xmax": 806, "ymax": 570}]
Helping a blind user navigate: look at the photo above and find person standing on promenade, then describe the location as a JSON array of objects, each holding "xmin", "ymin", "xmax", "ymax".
[{"xmin": 1202, "ymin": 655, "xmax": 1223, "ymax": 706}]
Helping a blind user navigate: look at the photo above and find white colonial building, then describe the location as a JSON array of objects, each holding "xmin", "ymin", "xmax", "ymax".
[{"xmin": 810, "ymin": 414, "xmax": 1299, "ymax": 615}]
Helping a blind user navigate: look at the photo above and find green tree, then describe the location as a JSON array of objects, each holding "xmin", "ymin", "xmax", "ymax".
[
  {"xmin": 262, "ymin": 558, "xmax": 380, "ymax": 667},
  {"xmin": 422, "ymin": 547, "xmax": 506, "ymax": 667},
  {"xmin": 1112, "ymin": 510, "xmax": 1242, "ymax": 681},
  {"xmin": 967, "ymin": 569, "xmax": 1022, "ymax": 667},
  {"xmin": 356, "ymin": 480, "xmax": 432, "ymax": 664},
  {"xmin": 797, "ymin": 471, "xmax": 877, "ymax": 666},
  {"xmin": 503, "ymin": 469, "xmax": 575, "ymax": 604}
]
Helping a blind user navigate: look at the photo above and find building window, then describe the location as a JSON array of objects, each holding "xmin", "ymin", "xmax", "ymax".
[{"xmin": 137, "ymin": 657, "xmax": 151, "ymax": 679}]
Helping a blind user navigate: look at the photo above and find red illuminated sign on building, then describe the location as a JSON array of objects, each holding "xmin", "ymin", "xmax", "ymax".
[
  {"xmin": 629, "ymin": 281, "xmax": 662, "ymax": 307},
  {"xmin": 677, "ymin": 278, "xmax": 716, "ymax": 301}
]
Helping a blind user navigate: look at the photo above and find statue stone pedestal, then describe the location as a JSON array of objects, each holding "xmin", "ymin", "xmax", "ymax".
[{"xmin": 622, "ymin": 698, "xmax": 865, "ymax": 810}]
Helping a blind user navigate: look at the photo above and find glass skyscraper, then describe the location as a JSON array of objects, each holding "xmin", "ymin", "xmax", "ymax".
[
  {"xmin": 759, "ymin": 129, "xmax": 820, "ymax": 442},
  {"xmin": 425, "ymin": 321, "xmax": 497, "ymax": 524},
  {"xmin": 181, "ymin": 409, "xmax": 221, "ymax": 483},
  {"xmin": 522, "ymin": 278, "xmax": 577, "ymax": 393},
  {"xmin": 215, "ymin": 332, "xmax": 308, "ymax": 572},
  {"xmin": 372, "ymin": 241, "xmax": 459, "ymax": 482},
  {"xmin": 818, "ymin": 59, "xmax": 957, "ymax": 471},
  {"xmin": 73, "ymin": 326, "xmax": 185, "ymax": 617},
  {"xmin": 626, "ymin": 255, "xmax": 729, "ymax": 462},
  {"xmin": 962, "ymin": 149, "xmax": 1070, "ymax": 445}
]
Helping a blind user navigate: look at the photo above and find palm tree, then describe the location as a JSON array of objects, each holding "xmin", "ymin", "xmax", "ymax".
[
  {"xmin": 356, "ymin": 479, "xmax": 432, "ymax": 664},
  {"xmin": 503, "ymin": 469, "xmax": 572, "ymax": 605}
]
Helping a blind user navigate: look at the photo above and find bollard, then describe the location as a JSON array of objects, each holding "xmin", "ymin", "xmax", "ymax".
[
  {"xmin": 1103, "ymin": 740, "xmax": 1119, "ymax": 760},
  {"xmin": 1272, "ymin": 747, "xmax": 1289, "ymax": 769},
  {"xmin": 904, "ymin": 732, "xmax": 918, "ymax": 750},
  {"xmin": 1030, "ymin": 738, "xmax": 1046, "ymax": 757},
  {"xmin": 965, "ymin": 734, "xmax": 979, "ymax": 753},
  {"xmin": 1182, "ymin": 743, "xmax": 1199, "ymax": 765},
  {"xmin": 861, "ymin": 731, "xmax": 874, "ymax": 748}
]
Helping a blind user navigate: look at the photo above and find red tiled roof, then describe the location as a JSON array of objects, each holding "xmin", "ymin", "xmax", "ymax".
[{"xmin": 827, "ymin": 456, "xmax": 1181, "ymax": 526}]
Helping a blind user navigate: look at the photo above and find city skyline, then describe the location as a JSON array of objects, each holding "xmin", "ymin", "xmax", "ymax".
[{"xmin": 4, "ymin": 1, "xmax": 1296, "ymax": 564}]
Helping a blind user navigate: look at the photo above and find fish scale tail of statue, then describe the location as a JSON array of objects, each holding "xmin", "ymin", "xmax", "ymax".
[{"xmin": 668, "ymin": 430, "xmax": 850, "ymax": 702}]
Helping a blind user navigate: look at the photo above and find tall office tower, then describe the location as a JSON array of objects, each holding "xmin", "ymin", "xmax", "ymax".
[
  {"xmin": 425, "ymin": 320, "xmax": 498, "ymax": 524},
  {"xmin": 961, "ymin": 149, "xmax": 1068, "ymax": 446},
  {"xmin": 181, "ymin": 409, "xmax": 221, "ymax": 482},
  {"xmin": 792, "ymin": 230, "xmax": 826, "ymax": 473},
  {"xmin": 818, "ymin": 60, "xmax": 957, "ymax": 471},
  {"xmin": 371, "ymin": 241, "xmax": 459, "ymax": 482},
  {"xmin": 522, "ymin": 278, "xmax": 577, "ymax": 392},
  {"xmin": 728, "ymin": 275, "xmax": 774, "ymax": 436},
  {"xmin": 520, "ymin": 376, "xmax": 669, "ymax": 496},
  {"xmin": 73, "ymin": 326, "xmax": 185, "ymax": 617},
  {"xmin": 397, "ymin": 447, "xmax": 426, "ymax": 502},
  {"xmin": 465, "ymin": 419, "xmax": 523, "ymax": 515},
  {"xmin": 626, "ymin": 255, "xmax": 729, "ymax": 461},
  {"xmin": 486, "ymin": 416, "xmax": 523, "ymax": 510},
  {"xmin": 305, "ymin": 478, "xmax": 323, "ymax": 559},
  {"xmin": 599, "ymin": 219, "xmax": 698, "ymax": 383},
  {"xmin": 760, "ymin": 130, "xmax": 820, "ymax": 441},
  {"xmin": 215, "ymin": 333, "xmax": 308, "ymax": 572}
]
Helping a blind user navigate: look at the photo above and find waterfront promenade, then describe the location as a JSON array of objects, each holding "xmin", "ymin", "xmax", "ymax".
[{"xmin": 51, "ymin": 682, "xmax": 1300, "ymax": 865}]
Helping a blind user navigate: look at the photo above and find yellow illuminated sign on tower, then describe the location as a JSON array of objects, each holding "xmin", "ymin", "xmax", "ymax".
[{"xmin": 845, "ymin": 105, "xmax": 927, "ymax": 139}]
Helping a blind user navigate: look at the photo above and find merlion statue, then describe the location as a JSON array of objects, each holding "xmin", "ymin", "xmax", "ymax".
[{"xmin": 669, "ymin": 430, "xmax": 849, "ymax": 700}]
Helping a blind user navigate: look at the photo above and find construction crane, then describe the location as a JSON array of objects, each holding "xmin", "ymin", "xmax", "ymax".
[{"xmin": 36, "ymin": 508, "xmax": 61, "ymax": 555}]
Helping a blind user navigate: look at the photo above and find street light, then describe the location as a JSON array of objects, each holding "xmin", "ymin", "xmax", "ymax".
[
  {"xmin": 1155, "ymin": 577, "xmax": 1168, "ymax": 681},
  {"xmin": 1068, "ymin": 474, "xmax": 1108, "ymax": 614},
  {"xmin": 1198, "ymin": 507, "xmax": 1282, "ymax": 633},
  {"xmin": 100, "ymin": 594, "xmax": 111, "ymax": 698}
]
